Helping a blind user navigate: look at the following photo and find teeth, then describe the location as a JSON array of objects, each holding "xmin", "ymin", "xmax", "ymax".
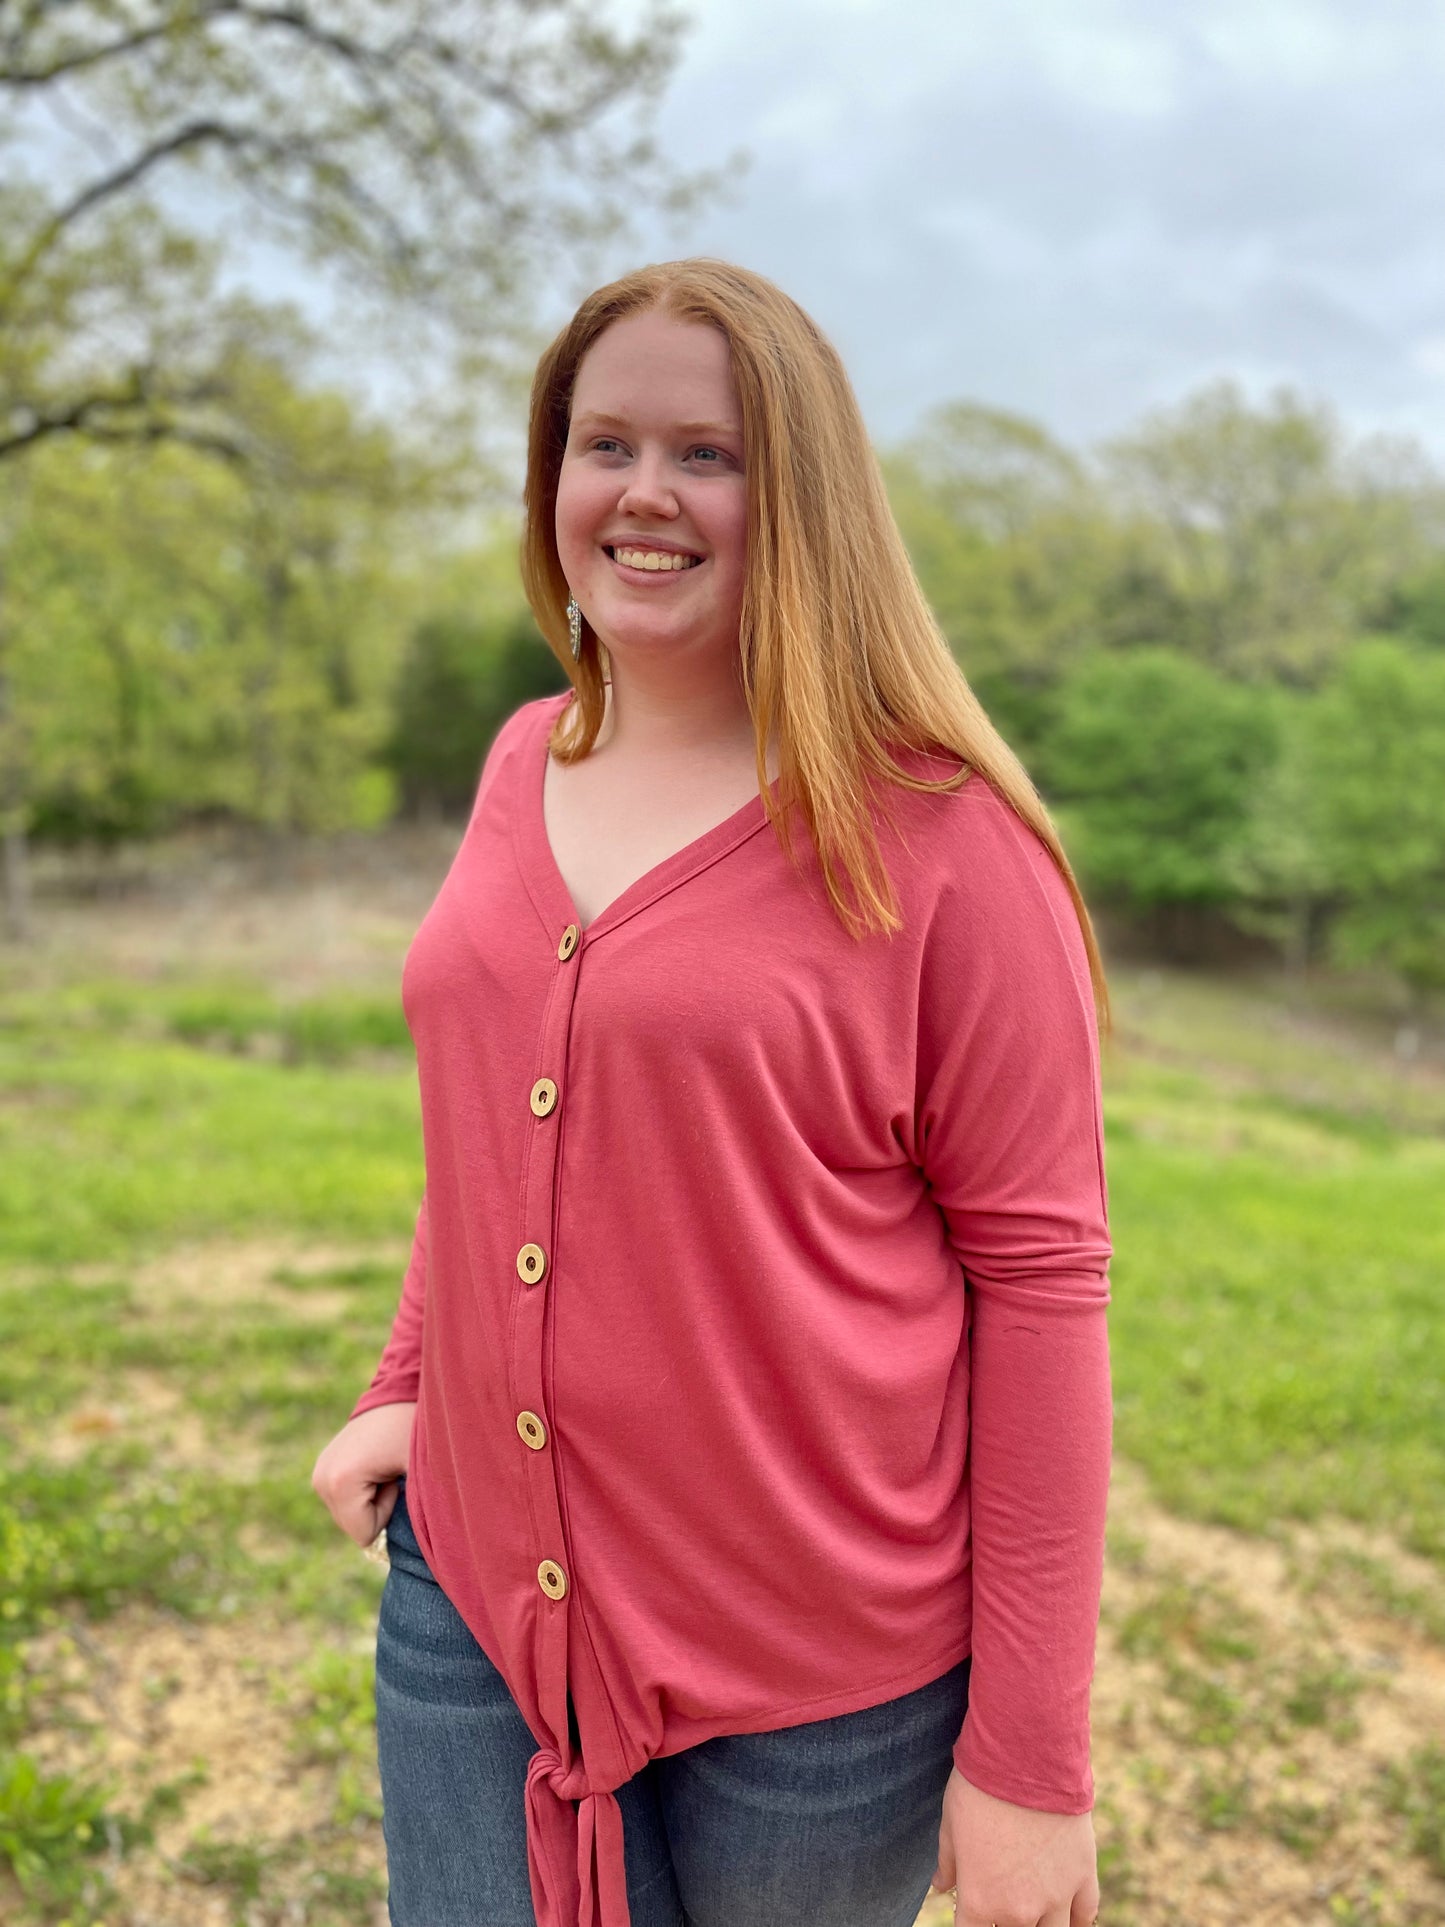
[{"xmin": 612, "ymin": 548, "xmax": 699, "ymax": 571}]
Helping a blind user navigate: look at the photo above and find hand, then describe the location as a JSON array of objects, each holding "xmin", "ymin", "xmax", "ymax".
[
  {"xmin": 929, "ymin": 1769, "xmax": 1100, "ymax": 1927},
  {"xmin": 311, "ymin": 1401, "xmax": 417, "ymax": 1546}
]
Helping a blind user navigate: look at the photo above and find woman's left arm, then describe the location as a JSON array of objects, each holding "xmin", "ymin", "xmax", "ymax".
[
  {"xmin": 914, "ymin": 783, "xmax": 1113, "ymax": 1926},
  {"xmin": 930, "ymin": 1298, "xmax": 1110, "ymax": 1927}
]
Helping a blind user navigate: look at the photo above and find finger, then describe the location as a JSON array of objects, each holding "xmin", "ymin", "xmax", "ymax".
[
  {"xmin": 341, "ymin": 1476, "xmax": 392, "ymax": 1546},
  {"xmin": 930, "ymin": 1824, "xmax": 955, "ymax": 1896},
  {"xmin": 1069, "ymin": 1873, "xmax": 1101, "ymax": 1927},
  {"xmin": 370, "ymin": 1478, "xmax": 400, "ymax": 1536}
]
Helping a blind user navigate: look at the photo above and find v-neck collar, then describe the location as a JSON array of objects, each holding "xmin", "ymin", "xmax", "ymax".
[{"xmin": 514, "ymin": 690, "xmax": 782, "ymax": 945}]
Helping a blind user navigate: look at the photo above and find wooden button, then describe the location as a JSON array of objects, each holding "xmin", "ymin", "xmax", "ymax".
[
  {"xmin": 516, "ymin": 1243, "xmax": 547, "ymax": 1285},
  {"xmin": 538, "ymin": 1559, "xmax": 568, "ymax": 1600},
  {"xmin": 530, "ymin": 1078, "xmax": 558, "ymax": 1117},
  {"xmin": 516, "ymin": 1410, "xmax": 547, "ymax": 1450},
  {"xmin": 558, "ymin": 924, "xmax": 580, "ymax": 961}
]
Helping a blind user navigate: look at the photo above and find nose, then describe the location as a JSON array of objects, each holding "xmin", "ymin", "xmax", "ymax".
[{"xmin": 616, "ymin": 449, "xmax": 679, "ymax": 520}]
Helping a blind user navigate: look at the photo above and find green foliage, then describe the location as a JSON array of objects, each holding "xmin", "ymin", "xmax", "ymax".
[
  {"xmin": 0, "ymin": 1013, "xmax": 421, "ymax": 1266},
  {"xmin": 385, "ymin": 607, "xmax": 567, "ymax": 815},
  {"xmin": 3, "ymin": 978, "xmax": 415, "ymax": 1064},
  {"xmin": 1303, "ymin": 640, "xmax": 1445, "ymax": 992},
  {"xmin": 0, "ymin": 1450, "xmax": 269, "ymax": 1648},
  {"xmin": 1115, "ymin": 1574, "xmax": 1260, "ymax": 1666},
  {"xmin": 1261, "ymin": 1792, "xmax": 1337, "ymax": 1858},
  {"xmin": 1378, "ymin": 1742, "xmax": 1445, "ymax": 1876},
  {"xmin": 171, "ymin": 1827, "xmax": 386, "ymax": 1924},
  {"xmin": 1192, "ymin": 1765, "xmax": 1255, "ymax": 1832},
  {"xmin": 1104, "ymin": 1050, "xmax": 1445, "ymax": 1560},
  {"xmin": 1280, "ymin": 1660, "xmax": 1364, "ymax": 1733},
  {"xmin": 1380, "ymin": 556, "xmax": 1445, "ymax": 649},
  {"xmin": 1228, "ymin": 639, "xmax": 1445, "ymax": 991},
  {"xmin": 1041, "ymin": 648, "xmax": 1278, "ymax": 912},
  {"xmin": 0, "ymin": 1752, "xmax": 111, "ymax": 1916},
  {"xmin": 292, "ymin": 1649, "xmax": 377, "ymax": 1768},
  {"xmin": 882, "ymin": 407, "xmax": 1112, "ymax": 740},
  {"xmin": 292, "ymin": 1648, "xmax": 383, "ymax": 1824},
  {"xmin": 176, "ymin": 1830, "xmax": 268, "ymax": 1900},
  {"xmin": 882, "ymin": 379, "xmax": 1445, "ymax": 999},
  {"xmin": 4, "ymin": 395, "xmax": 422, "ymax": 845},
  {"xmin": 1099, "ymin": 379, "xmax": 1423, "ymax": 682},
  {"xmin": 165, "ymin": 988, "xmax": 414, "ymax": 1063},
  {"xmin": 1220, "ymin": 688, "xmax": 1339, "ymax": 967}
]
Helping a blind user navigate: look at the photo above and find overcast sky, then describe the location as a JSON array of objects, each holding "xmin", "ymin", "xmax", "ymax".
[{"xmin": 568, "ymin": 0, "xmax": 1445, "ymax": 459}]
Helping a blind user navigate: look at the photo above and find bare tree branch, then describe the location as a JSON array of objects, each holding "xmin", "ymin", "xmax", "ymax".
[
  {"xmin": 0, "ymin": 401, "xmax": 246, "ymax": 464},
  {"xmin": 0, "ymin": 362, "xmax": 248, "ymax": 463},
  {"xmin": 0, "ymin": 5, "xmax": 200, "ymax": 87}
]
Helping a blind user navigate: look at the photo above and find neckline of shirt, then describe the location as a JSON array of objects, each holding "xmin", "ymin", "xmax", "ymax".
[{"xmin": 515, "ymin": 689, "xmax": 784, "ymax": 943}]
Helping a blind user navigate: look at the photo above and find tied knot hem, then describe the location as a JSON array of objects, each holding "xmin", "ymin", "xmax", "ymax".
[{"xmin": 525, "ymin": 1745, "xmax": 631, "ymax": 1927}]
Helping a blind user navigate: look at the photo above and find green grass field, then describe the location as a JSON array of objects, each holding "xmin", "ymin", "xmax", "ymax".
[{"xmin": 2, "ymin": 874, "xmax": 1443, "ymax": 1925}]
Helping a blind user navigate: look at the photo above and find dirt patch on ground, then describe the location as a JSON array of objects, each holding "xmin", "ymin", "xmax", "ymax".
[
  {"xmin": 45, "ymin": 1234, "xmax": 411, "ymax": 1317},
  {"xmin": 25, "ymin": 1609, "xmax": 336, "ymax": 1845},
  {"xmin": 20, "ymin": 1604, "xmax": 386, "ymax": 1926},
  {"xmin": 43, "ymin": 1370, "xmax": 270, "ymax": 1482}
]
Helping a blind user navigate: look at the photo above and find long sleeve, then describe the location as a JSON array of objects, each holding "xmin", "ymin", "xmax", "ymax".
[
  {"xmin": 915, "ymin": 782, "xmax": 1113, "ymax": 1813},
  {"xmin": 350, "ymin": 1190, "xmax": 429, "ymax": 1417}
]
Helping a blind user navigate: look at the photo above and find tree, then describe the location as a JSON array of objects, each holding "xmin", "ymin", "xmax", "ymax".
[
  {"xmin": 0, "ymin": 0, "xmax": 727, "ymax": 933},
  {"xmin": 0, "ymin": 0, "xmax": 720, "ymax": 462},
  {"xmin": 883, "ymin": 406, "xmax": 1111, "ymax": 751},
  {"xmin": 1100, "ymin": 380, "xmax": 1434, "ymax": 683},
  {"xmin": 1375, "ymin": 556, "xmax": 1445, "ymax": 652},
  {"xmin": 890, "ymin": 401, "xmax": 1086, "ymax": 543},
  {"xmin": 1300, "ymin": 641, "xmax": 1445, "ymax": 998},
  {"xmin": 1223, "ymin": 690, "xmax": 1340, "ymax": 973},
  {"xmin": 385, "ymin": 607, "xmax": 566, "ymax": 818},
  {"xmin": 2, "ymin": 349, "xmax": 446, "ymax": 880},
  {"xmin": 1041, "ymin": 647, "xmax": 1279, "ymax": 957}
]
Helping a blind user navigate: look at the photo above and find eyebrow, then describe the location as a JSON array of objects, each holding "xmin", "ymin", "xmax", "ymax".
[{"xmin": 571, "ymin": 410, "xmax": 741, "ymax": 440}]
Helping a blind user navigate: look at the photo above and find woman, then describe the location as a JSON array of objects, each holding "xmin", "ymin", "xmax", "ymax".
[{"xmin": 313, "ymin": 258, "xmax": 1113, "ymax": 1927}]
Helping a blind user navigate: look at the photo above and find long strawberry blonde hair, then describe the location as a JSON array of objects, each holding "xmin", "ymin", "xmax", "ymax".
[{"xmin": 520, "ymin": 257, "xmax": 1111, "ymax": 1034}]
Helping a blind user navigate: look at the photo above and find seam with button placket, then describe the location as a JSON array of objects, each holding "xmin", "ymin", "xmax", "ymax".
[
  {"xmin": 506, "ymin": 943, "xmax": 571, "ymax": 1418},
  {"xmin": 539, "ymin": 925, "xmax": 633, "ymax": 1782},
  {"xmin": 538, "ymin": 932, "xmax": 575, "ymax": 1587},
  {"xmin": 505, "ymin": 922, "xmax": 579, "ymax": 1658}
]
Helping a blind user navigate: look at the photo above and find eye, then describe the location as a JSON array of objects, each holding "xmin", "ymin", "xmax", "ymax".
[
  {"xmin": 690, "ymin": 446, "xmax": 723, "ymax": 463},
  {"xmin": 591, "ymin": 437, "xmax": 624, "ymax": 455}
]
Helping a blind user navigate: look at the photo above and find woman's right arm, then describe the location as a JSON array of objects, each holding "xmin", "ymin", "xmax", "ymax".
[{"xmin": 311, "ymin": 1191, "xmax": 428, "ymax": 1544}]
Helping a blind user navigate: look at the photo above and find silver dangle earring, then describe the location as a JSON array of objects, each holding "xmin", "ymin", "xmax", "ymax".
[{"xmin": 566, "ymin": 595, "xmax": 582, "ymax": 660}]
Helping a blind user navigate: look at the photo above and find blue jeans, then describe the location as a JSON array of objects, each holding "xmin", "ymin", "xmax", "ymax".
[{"xmin": 376, "ymin": 1477, "xmax": 970, "ymax": 1927}]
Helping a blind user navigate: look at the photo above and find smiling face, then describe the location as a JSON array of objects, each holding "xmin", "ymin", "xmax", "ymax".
[{"xmin": 555, "ymin": 309, "xmax": 748, "ymax": 675}]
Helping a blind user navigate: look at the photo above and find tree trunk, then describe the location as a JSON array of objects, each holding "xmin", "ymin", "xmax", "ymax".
[
  {"xmin": 0, "ymin": 626, "xmax": 32, "ymax": 943},
  {"xmin": 2, "ymin": 815, "xmax": 30, "ymax": 942}
]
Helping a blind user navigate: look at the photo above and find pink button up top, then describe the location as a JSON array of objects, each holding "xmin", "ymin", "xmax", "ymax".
[{"xmin": 352, "ymin": 688, "xmax": 1114, "ymax": 1927}]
